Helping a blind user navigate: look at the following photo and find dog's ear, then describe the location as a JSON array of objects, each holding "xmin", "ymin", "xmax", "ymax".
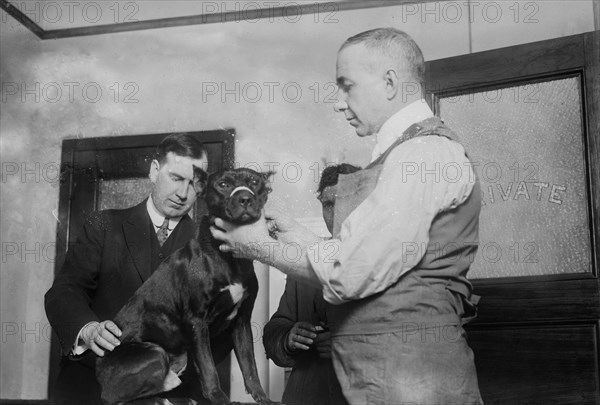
[
  {"xmin": 193, "ymin": 167, "xmax": 208, "ymax": 197},
  {"xmin": 260, "ymin": 171, "xmax": 275, "ymax": 193}
]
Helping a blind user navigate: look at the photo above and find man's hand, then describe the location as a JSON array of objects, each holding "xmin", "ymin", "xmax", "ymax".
[
  {"xmin": 265, "ymin": 209, "xmax": 321, "ymax": 246},
  {"xmin": 210, "ymin": 212, "xmax": 272, "ymax": 260},
  {"xmin": 80, "ymin": 320, "xmax": 122, "ymax": 357},
  {"xmin": 314, "ymin": 329, "xmax": 332, "ymax": 359},
  {"xmin": 211, "ymin": 210, "xmax": 323, "ymax": 287},
  {"xmin": 210, "ymin": 210, "xmax": 320, "ymax": 260},
  {"xmin": 285, "ymin": 322, "xmax": 318, "ymax": 352}
]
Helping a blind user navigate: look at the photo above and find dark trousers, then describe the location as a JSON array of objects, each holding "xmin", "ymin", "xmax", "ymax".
[
  {"xmin": 52, "ymin": 360, "xmax": 102, "ymax": 405},
  {"xmin": 51, "ymin": 357, "xmax": 209, "ymax": 405}
]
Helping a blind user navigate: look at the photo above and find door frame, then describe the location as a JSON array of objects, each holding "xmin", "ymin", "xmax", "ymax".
[{"xmin": 425, "ymin": 32, "xmax": 600, "ymax": 404}]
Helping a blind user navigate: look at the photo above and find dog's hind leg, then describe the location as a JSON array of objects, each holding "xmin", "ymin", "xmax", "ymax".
[{"xmin": 97, "ymin": 341, "xmax": 177, "ymax": 404}]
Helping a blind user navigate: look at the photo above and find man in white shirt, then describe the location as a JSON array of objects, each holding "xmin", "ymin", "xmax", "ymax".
[
  {"xmin": 212, "ymin": 28, "xmax": 483, "ymax": 404},
  {"xmin": 45, "ymin": 133, "xmax": 207, "ymax": 404}
]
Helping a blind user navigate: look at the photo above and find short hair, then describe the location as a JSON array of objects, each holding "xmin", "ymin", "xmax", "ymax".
[
  {"xmin": 156, "ymin": 133, "xmax": 207, "ymax": 163},
  {"xmin": 340, "ymin": 28, "xmax": 425, "ymax": 84},
  {"xmin": 317, "ymin": 163, "xmax": 361, "ymax": 198}
]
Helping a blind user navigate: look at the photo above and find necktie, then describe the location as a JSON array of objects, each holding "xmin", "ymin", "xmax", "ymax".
[{"xmin": 156, "ymin": 217, "xmax": 169, "ymax": 247}]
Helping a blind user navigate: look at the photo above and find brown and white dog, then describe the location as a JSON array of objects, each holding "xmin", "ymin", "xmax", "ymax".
[{"xmin": 96, "ymin": 168, "xmax": 277, "ymax": 405}]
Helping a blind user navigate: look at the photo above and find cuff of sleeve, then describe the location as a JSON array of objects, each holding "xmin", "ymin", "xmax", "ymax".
[
  {"xmin": 71, "ymin": 321, "xmax": 97, "ymax": 356},
  {"xmin": 307, "ymin": 239, "xmax": 345, "ymax": 305},
  {"xmin": 282, "ymin": 331, "xmax": 297, "ymax": 356},
  {"xmin": 273, "ymin": 331, "xmax": 298, "ymax": 368}
]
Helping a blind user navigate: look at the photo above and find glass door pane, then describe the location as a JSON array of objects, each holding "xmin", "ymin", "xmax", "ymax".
[
  {"xmin": 98, "ymin": 177, "xmax": 153, "ymax": 210},
  {"xmin": 439, "ymin": 75, "xmax": 591, "ymax": 278}
]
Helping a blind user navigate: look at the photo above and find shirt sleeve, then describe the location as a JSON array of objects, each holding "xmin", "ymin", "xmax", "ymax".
[
  {"xmin": 309, "ymin": 136, "xmax": 476, "ymax": 304},
  {"xmin": 71, "ymin": 321, "xmax": 97, "ymax": 356}
]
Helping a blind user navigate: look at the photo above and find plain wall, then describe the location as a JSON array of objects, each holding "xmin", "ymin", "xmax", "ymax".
[{"xmin": 0, "ymin": 0, "xmax": 596, "ymax": 399}]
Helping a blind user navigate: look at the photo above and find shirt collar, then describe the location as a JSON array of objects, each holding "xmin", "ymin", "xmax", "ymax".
[
  {"xmin": 371, "ymin": 99, "xmax": 434, "ymax": 162},
  {"xmin": 146, "ymin": 197, "xmax": 182, "ymax": 230}
]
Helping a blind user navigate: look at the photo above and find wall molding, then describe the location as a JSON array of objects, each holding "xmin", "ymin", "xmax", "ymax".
[{"xmin": 0, "ymin": 0, "xmax": 438, "ymax": 40}]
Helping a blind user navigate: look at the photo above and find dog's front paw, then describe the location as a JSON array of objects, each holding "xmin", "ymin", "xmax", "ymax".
[
  {"xmin": 226, "ymin": 402, "xmax": 281, "ymax": 405},
  {"xmin": 252, "ymin": 396, "xmax": 281, "ymax": 405},
  {"xmin": 204, "ymin": 390, "xmax": 230, "ymax": 405}
]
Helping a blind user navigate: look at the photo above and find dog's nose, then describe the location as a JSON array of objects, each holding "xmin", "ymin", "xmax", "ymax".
[{"xmin": 238, "ymin": 195, "xmax": 251, "ymax": 208}]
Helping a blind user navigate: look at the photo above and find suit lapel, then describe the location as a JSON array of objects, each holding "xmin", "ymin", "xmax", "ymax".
[
  {"xmin": 168, "ymin": 214, "xmax": 196, "ymax": 253},
  {"xmin": 123, "ymin": 200, "xmax": 153, "ymax": 282}
]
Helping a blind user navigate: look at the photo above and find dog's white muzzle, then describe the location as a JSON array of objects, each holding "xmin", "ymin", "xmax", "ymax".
[{"xmin": 229, "ymin": 186, "xmax": 255, "ymax": 197}]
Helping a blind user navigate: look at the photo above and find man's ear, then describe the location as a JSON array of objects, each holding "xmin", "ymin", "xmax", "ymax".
[
  {"xmin": 384, "ymin": 68, "xmax": 400, "ymax": 100},
  {"xmin": 193, "ymin": 166, "xmax": 209, "ymax": 197},
  {"xmin": 149, "ymin": 159, "xmax": 160, "ymax": 183}
]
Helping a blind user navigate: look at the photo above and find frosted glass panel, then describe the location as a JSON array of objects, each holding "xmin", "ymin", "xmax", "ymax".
[
  {"xmin": 440, "ymin": 76, "xmax": 591, "ymax": 278},
  {"xmin": 98, "ymin": 177, "xmax": 199, "ymax": 218},
  {"xmin": 98, "ymin": 177, "xmax": 153, "ymax": 210}
]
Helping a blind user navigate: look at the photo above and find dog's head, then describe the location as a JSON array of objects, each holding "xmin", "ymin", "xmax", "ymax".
[{"xmin": 203, "ymin": 168, "xmax": 272, "ymax": 224}]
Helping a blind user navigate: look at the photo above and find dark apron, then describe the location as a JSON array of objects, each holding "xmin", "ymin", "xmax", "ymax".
[{"xmin": 327, "ymin": 117, "xmax": 483, "ymax": 405}]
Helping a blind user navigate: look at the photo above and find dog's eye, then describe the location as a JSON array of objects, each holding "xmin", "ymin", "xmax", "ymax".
[
  {"xmin": 218, "ymin": 181, "xmax": 228, "ymax": 188},
  {"xmin": 249, "ymin": 178, "xmax": 259, "ymax": 186}
]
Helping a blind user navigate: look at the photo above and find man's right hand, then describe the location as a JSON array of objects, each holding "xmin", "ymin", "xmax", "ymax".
[
  {"xmin": 285, "ymin": 321, "xmax": 318, "ymax": 352},
  {"xmin": 80, "ymin": 320, "xmax": 122, "ymax": 357},
  {"xmin": 265, "ymin": 210, "xmax": 321, "ymax": 246}
]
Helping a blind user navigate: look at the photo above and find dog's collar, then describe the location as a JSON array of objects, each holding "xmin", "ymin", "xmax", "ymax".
[{"xmin": 229, "ymin": 186, "xmax": 254, "ymax": 197}]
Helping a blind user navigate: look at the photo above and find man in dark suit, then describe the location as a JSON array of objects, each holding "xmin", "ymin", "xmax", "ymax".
[
  {"xmin": 45, "ymin": 133, "xmax": 208, "ymax": 404},
  {"xmin": 263, "ymin": 163, "xmax": 360, "ymax": 405}
]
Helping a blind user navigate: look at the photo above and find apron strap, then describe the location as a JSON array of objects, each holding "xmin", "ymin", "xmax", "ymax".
[{"xmin": 367, "ymin": 116, "xmax": 458, "ymax": 169}]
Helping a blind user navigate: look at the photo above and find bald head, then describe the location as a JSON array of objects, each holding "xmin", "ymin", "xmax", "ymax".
[{"xmin": 339, "ymin": 28, "xmax": 425, "ymax": 85}]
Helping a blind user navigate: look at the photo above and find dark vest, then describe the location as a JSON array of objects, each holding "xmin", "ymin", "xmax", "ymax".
[
  {"xmin": 149, "ymin": 218, "xmax": 186, "ymax": 272},
  {"xmin": 328, "ymin": 117, "xmax": 481, "ymax": 336}
]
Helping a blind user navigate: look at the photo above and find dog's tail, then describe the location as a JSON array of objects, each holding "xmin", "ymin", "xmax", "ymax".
[{"xmin": 96, "ymin": 341, "xmax": 174, "ymax": 404}]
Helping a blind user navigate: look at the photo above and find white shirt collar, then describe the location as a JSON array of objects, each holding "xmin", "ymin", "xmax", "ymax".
[
  {"xmin": 371, "ymin": 99, "xmax": 434, "ymax": 162},
  {"xmin": 146, "ymin": 197, "xmax": 182, "ymax": 231}
]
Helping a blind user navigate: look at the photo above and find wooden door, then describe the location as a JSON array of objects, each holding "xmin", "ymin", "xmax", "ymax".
[{"xmin": 425, "ymin": 32, "xmax": 600, "ymax": 404}]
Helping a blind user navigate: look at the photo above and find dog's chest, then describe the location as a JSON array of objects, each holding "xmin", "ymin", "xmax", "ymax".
[{"xmin": 210, "ymin": 281, "xmax": 247, "ymax": 323}]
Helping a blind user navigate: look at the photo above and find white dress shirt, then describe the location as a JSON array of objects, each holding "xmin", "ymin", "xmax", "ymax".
[
  {"xmin": 309, "ymin": 100, "xmax": 476, "ymax": 305},
  {"xmin": 146, "ymin": 196, "xmax": 181, "ymax": 237}
]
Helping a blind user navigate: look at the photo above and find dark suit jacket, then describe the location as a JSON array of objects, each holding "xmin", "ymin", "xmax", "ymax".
[
  {"xmin": 45, "ymin": 199, "xmax": 196, "ymax": 404},
  {"xmin": 263, "ymin": 279, "xmax": 347, "ymax": 405}
]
